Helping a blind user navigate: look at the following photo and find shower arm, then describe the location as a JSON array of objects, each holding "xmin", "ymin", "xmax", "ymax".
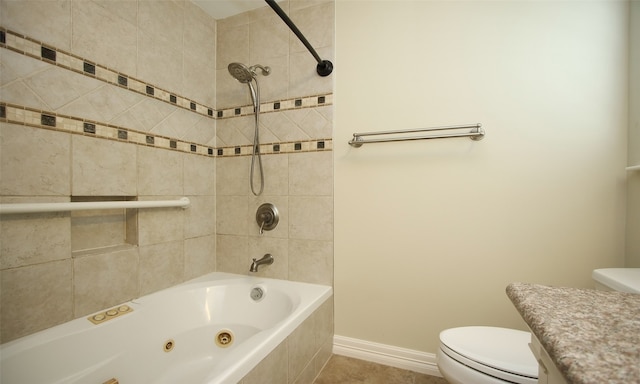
[{"xmin": 264, "ymin": 0, "xmax": 333, "ymax": 77}]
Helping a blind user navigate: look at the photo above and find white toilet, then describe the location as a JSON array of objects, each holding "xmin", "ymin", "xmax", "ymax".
[
  {"xmin": 436, "ymin": 326, "xmax": 538, "ymax": 384},
  {"xmin": 438, "ymin": 270, "xmax": 640, "ymax": 383}
]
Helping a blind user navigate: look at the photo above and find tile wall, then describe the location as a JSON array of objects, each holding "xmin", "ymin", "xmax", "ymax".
[
  {"xmin": 0, "ymin": 0, "xmax": 219, "ymax": 343},
  {"xmin": 216, "ymin": 2, "xmax": 335, "ymax": 382},
  {"xmin": 214, "ymin": 0, "xmax": 334, "ymax": 285},
  {"xmin": 0, "ymin": 1, "xmax": 335, "ymax": 367}
]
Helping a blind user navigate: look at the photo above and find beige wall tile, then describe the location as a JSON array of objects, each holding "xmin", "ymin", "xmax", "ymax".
[
  {"xmin": 183, "ymin": 53, "xmax": 217, "ymax": 107},
  {"xmin": 139, "ymin": 240, "xmax": 184, "ymax": 295},
  {"xmin": 184, "ymin": 154, "xmax": 215, "ymax": 196},
  {"xmin": 217, "ymin": 157, "xmax": 251, "ymax": 196},
  {"xmin": 72, "ymin": 0, "xmax": 137, "ymax": 75},
  {"xmin": 314, "ymin": 296, "xmax": 334, "ymax": 350},
  {"xmin": 285, "ymin": 107, "xmax": 333, "ymax": 140},
  {"xmin": 1, "ymin": 260, "xmax": 73, "ymax": 343},
  {"xmin": 151, "ymin": 109, "xmax": 201, "ymax": 141},
  {"xmin": 184, "ymin": 195, "xmax": 216, "ymax": 239},
  {"xmin": 24, "ymin": 66, "xmax": 102, "ymax": 111},
  {"xmin": 250, "ymin": 15, "xmax": 289, "ymax": 61},
  {"xmin": 181, "ymin": 116, "xmax": 217, "ymax": 147},
  {"xmin": 288, "ymin": 239, "xmax": 332, "ymax": 285},
  {"xmin": 1, "ymin": 48, "xmax": 51, "ymax": 86},
  {"xmin": 137, "ymin": 146, "xmax": 184, "ymax": 196},
  {"xmin": 184, "ymin": 235, "xmax": 216, "ymax": 280},
  {"xmin": 289, "ymin": 151, "xmax": 332, "ymax": 196},
  {"xmin": 72, "ymin": 135, "xmax": 137, "ymax": 196},
  {"xmin": 138, "ymin": 0, "xmax": 184, "ymax": 51},
  {"xmin": 287, "ymin": 316, "xmax": 316, "ymax": 382},
  {"xmin": 59, "ymin": 84, "xmax": 144, "ymax": 125},
  {"xmin": 184, "ymin": 1, "xmax": 216, "ymax": 61},
  {"xmin": 216, "ymin": 24, "xmax": 250, "ymax": 70},
  {"xmin": 0, "ymin": 197, "xmax": 71, "ymax": 269},
  {"xmin": 0, "ymin": 0, "xmax": 72, "ymax": 50},
  {"xmin": 137, "ymin": 200, "xmax": 185, "ymax": 246},
  {"xmin": 260, "ymin": 154, "xmax": 289, "ymax": 196},
  {"xmin": 88, "ymin": 0, "xmax": 138, "ymax": 25},
  {"xmin": 289, "ymin": 2, "xmax": 334, "ymax": 53},
  {"xmin": 289, "ymin": 196, "xmax": 333, "ymax": 241},
  {"xmin": 243, "ymin": 342, "xmax": 288, "ymax": 384},
  {"xmin": 73, "ymin": 247, "xmax": 139, "ymax": 316},
  {"xmin": 0, "ymin": 80, "xmax": 49, "ymax": 111},
  {"xmin": 217, "ymin": 195, "xmax": 249, "ymax": 235},
  {"xmin": 0, "ymin": 123, "xmax": 71, "ymax": 196},
  {"xmin": 260, "ymin": 110, "xmax": 307, "ymax": 142},
  {"xmin": 127, "ymin": 98, "xmax": 177, "ymax": 133},
  {"xmin": 137, "ymin": 31, "xmax": 183, "ymax": 94},
  {"xmin": 216, "ymin": 116, "xmax": 254, "ymax": 147},
  {"xmin": 216, "ymin": 234, "xmax": 249, "ymax": 274}
]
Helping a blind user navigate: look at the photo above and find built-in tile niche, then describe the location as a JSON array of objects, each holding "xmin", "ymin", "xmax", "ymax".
[{"xmin": 71, "ymin": 196, "xmax": 138, "ymax": 255}]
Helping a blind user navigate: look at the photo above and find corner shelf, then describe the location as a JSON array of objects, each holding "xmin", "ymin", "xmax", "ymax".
[{"xmin": 626, "ymin": 164, "xmax": 640, "ymax": 172}]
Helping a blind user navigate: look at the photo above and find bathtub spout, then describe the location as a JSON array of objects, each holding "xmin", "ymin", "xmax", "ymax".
[{"xmin": 250, "ymin": 254, "xmax": 274, "ymax": 272}]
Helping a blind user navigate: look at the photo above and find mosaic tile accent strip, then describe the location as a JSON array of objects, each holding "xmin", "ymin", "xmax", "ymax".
[
  {"xmin": 216, "ymin": 139, "xmax": 332, "ymax": 157},
  {"xmin": 1, "ymin": 103, "xmax": 333, "ymax": 157},
  {"xmin": 0, "ymin": 27, "xmax": 333, "ymax": 121},
  {"xmin": 1, "ymin": 103, "xmax": 215, "ymax": 157},
  {"xmin": 217, "ymin": 93, "xmax": 334, "ymax": 119}
]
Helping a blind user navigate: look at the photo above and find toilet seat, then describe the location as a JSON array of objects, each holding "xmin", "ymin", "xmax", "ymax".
[{"xmin": 439, "ymin": 326, "xmax": 538, "ymax": 384}]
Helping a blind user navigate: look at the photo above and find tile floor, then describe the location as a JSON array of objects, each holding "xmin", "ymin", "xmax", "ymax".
[{"xmin": 313, "ymin": 355, "xmax": 449, "ymax": 384}]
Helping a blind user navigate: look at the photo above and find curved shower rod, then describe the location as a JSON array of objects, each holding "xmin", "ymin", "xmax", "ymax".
[{"xmin": 265, "ymin": 0, "xmax": 333, "ymax": 77}]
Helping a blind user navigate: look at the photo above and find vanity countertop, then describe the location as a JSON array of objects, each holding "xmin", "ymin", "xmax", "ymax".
[{"xmin": 506, "ymin": 283, "xmax": 640, "ymax": 384}]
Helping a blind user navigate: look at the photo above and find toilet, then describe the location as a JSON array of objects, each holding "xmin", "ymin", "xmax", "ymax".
[{"xmin": 437, "ymin": 326, "xmax": 538, "ymax": 384}]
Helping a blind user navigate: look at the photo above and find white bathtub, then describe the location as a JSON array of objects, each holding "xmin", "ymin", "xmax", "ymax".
[{"xmin": 0, "ymin": 272, "xmax": 332, "ymax": 384}]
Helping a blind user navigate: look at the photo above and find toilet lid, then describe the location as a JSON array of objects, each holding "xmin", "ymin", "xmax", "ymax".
[{"xmin": 439, "ymin": 326, "xmax": 538, "ymax": 379}]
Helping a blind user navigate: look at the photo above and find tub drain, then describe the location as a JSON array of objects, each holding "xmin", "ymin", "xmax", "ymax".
[
  {"xmin": 163, "ymin": 339, "xmax": 175, "ymax": 352},
  {"xmin": 215, "ymin": 330, "xmax": 234, "ymax": 348}
]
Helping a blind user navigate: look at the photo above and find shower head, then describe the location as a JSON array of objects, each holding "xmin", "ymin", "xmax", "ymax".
[
  {"xmin": 228, "ymin": 62, "xmax": 270, "ymax": 83},
  {"xmin": 228, "ymin": 62, "xmax": 253, "ymax": 83}
]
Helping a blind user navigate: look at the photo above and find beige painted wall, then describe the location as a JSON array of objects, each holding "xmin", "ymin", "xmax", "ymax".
[
  {"xmin": 334, "ymin": 1, "xmax": 628, "ymax": 353},
  {"xmin": 627, "ymin": 1, "xmax": 640, "ymax": 267}
]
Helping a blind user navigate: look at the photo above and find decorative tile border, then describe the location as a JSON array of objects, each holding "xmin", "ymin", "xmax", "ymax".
[
  {"xmin": 1, "ymin": 103, "xmax": 332, "ymax": 157},
  {"xmin": 0, "ymin": 27, "xmax": 333, "ymax": 120},
  {"xmin": 1, "ymin": 103, "xmax": 214, "ymax": 156},
  {"xmin": 216, "ymin": 139, "xmax": 332, "ymax": 157},
  {"xmin": 216, "ymin": 94, "xmax": 334, "ymax": 119}
]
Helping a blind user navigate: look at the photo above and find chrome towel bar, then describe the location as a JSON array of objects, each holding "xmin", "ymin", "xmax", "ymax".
[
  {"xmin": 348, "ymin": 123, "xmax": 484, "ymax": 147},
  {"xmin": 0, "ymin": 197, "xmax": 191, "ymax": 215}
]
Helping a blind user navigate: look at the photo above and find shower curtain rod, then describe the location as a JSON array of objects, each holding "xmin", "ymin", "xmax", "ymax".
[{"xmin": 265, "ymin": 0, "xmax": 333, "ymax": 77}]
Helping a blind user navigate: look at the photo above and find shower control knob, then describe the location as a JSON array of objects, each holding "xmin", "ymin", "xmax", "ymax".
[{"xmin": 256, "ymin": 203, "xmax": 279, "ymax": 234}]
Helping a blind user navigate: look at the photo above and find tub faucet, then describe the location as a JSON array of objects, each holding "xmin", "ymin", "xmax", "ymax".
[{"xmin": 250, "ymin": 254, "xmax": 274, "ymax": 272}]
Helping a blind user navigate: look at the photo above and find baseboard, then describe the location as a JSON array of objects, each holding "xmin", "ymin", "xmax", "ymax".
[{"xmin": 332, "ymin": 335, "xmax": 443, "ymax": 377}]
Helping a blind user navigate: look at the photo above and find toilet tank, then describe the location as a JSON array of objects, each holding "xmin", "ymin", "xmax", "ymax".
[{"xmin": 592, "ymin": 268, "xmax": 640, "ymax": 293}]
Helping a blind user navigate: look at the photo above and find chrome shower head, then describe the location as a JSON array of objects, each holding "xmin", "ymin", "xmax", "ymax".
[
  {"xmin": 228, "ymin": 62, "xmax": 254, "ymax": 83},
  {"xmin": 228, "ymin": 63, "xmax": 271, "ymax": 84}
]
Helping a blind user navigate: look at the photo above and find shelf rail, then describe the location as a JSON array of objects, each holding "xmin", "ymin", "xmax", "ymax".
[
  {"xmin": 348, "ymin": 123, "xmax": 485, "ymax": 147},
  {"xmin": 0, "ymin": 197, "xmax": 191, "ymax": 215}
]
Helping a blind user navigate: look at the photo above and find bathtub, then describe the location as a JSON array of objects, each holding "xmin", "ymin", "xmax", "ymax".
[{"xmin": 0, "ymin": 272, "xmax": 332, "ymax": 384}]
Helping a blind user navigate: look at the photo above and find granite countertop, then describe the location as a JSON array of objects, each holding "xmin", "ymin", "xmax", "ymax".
[{"xmin": 506, "ymin": 283, "xmax": 640, "ymax": 384}]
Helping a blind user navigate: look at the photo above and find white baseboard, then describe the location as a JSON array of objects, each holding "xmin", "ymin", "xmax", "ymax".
[{"xmin": 332, "ymin": 335, "xmax": 443, "ymax": 377}]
